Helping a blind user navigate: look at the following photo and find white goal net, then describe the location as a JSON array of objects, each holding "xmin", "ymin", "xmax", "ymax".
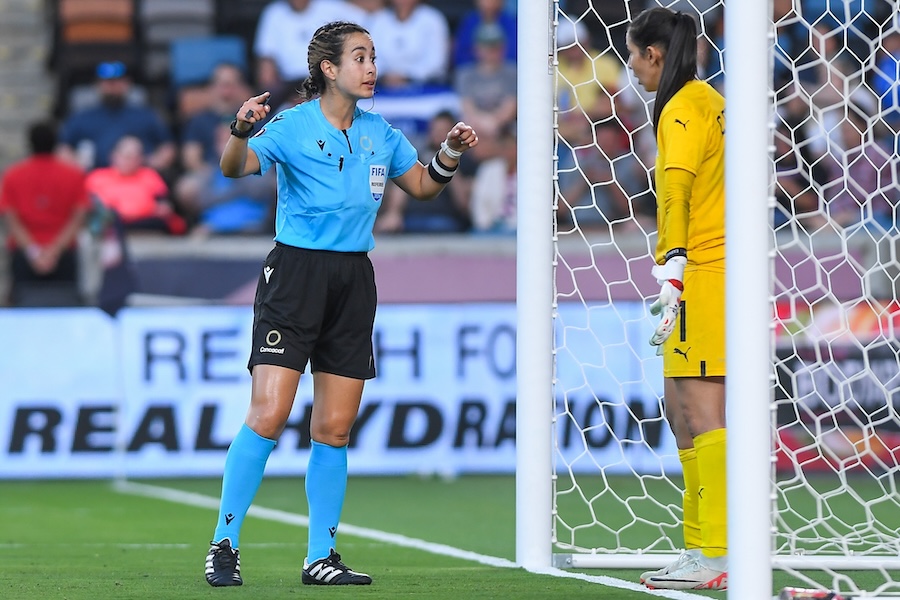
[{"xmin": 546, "ymin": 0, "xmax": 900, "ymax": 594}]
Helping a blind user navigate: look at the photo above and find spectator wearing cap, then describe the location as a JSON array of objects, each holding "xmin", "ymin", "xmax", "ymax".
[
  {"xmin": 453, "ymin": 21, "xmax": 517, "ymax": 161},
  {"xmin": 453, "ymin": 0, "xmax": 517, "ymax": 69},
  {"xmin": 58, "ymin": 62, "xmax": 176, "ymax": 174}
]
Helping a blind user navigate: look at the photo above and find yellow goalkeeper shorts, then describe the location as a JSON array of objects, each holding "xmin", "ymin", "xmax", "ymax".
[{"xmin": 662, "ymin": 266, "xmax": 726, "ymax": 378}]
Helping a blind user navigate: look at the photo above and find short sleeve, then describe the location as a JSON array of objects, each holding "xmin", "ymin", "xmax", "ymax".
[
  {"xmin": 247, "ymin": 112, "xmax": 291, "ymax": 176},
  {"xmin": 385, "ymin": 124, "xmax": 418, "ymax": 178}
]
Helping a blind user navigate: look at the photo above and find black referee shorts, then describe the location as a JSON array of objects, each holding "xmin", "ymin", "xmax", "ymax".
[{"xmin": 247, "ymin": 243, "xmax": 377, "ymax": 380}]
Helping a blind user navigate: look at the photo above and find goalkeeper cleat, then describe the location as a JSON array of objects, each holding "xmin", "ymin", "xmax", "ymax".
[
  {"xmin": 205, "ymin": 538, "xmax": 242, "ymax": 586},
  {"xmin": 644, "ymin": 553, "xmax": 727, "ymax": 590},
  {"xmin": 302, "ymin": 549, "xmax": 372, "ymax": 585},
  {"xmin": 639, "ymin": 548, "xmax": 701, "ymax": 584}
]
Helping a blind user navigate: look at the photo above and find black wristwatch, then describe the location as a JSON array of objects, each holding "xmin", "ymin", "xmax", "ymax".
[{"xmin": 230, "ymin": 119, "xmax": 253, "ymax": 139}]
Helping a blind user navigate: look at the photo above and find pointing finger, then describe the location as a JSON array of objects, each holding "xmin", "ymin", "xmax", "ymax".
[{"xmin": 245, "ymin": 92, "xmax": 271, "ymax": 119}]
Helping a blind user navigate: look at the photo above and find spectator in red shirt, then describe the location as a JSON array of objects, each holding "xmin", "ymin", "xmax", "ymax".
[
  {"xmin": 85, "ymin": 136, "xmax": 186, "ymax": 235},
  {"xmin": 0, "ymin": 121, "xmax": 90, "ymax": 306}
]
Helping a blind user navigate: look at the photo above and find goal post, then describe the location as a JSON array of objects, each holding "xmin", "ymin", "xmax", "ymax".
[
  {"xmin": 517, "ymin": 0, "xmax": 900, "ymax": 595},
  {"xmin": 723, "ymin": 0, "xmax": 773, "ymax": 597},
  {"xmin": 515, "ymin": 0, "xmax": 554, "ymax": 572}
]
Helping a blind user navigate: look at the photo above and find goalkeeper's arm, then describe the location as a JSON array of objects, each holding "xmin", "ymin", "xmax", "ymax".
[{"xmin": 649, "ymin": 167, "xmax": 695, "ymax": 346}]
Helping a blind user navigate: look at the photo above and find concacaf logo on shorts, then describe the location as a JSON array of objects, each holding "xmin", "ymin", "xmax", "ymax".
[
  {"xmin": 369, "ymin": 165, "xmax": 387, "ymax": 202},
  {"xmin": 260, "ymin": 329, "xmax": 285, "ymax": 354}
]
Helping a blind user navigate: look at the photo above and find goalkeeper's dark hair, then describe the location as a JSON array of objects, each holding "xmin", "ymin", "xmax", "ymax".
[
  {"xmin": 302, "ymin": 21, "xmax": 370, "ymax": 101},
  {"xmin": 628, "ymin": 8, "xmax": 698, "ymax": 134}
]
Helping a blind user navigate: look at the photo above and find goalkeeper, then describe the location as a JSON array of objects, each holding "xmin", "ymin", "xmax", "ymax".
[{"xmin": 625, "ymin": 7, "xmax": 727, "ymax": 591}]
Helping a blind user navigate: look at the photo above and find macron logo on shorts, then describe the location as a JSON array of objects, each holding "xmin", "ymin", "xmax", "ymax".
[{"xmin": 263, "ymin": 266, "xmax": 274, "ymax": 283}]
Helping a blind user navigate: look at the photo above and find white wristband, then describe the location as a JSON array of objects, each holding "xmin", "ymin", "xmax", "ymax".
[
  {"xmin": 651, "ymin": 256, "xmax": 686, "ymax": 284},
  {"xmin": 440, "ymin": 140, "xmax": 463, "ymax": 160}
]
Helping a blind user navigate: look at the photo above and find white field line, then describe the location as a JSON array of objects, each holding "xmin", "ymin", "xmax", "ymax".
[
  {"xmin": 0, "ymin": 542, "xmax": 297, "ymax": 550},
  {"xmin": 113, "ymin": 480, "xmax": 704, "ymax": 600}
]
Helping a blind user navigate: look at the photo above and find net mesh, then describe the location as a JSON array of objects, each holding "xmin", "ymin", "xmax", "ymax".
[{"xmin": 551, "ymin": 0, "xmax": 900, "ymax": 593}]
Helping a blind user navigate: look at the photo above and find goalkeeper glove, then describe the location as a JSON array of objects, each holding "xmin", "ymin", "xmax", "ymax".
[{"xmin": 649, "ymin": 254, "xmax": 686, "ymax": 347}]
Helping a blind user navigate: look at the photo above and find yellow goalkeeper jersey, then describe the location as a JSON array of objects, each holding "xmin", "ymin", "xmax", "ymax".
[{"xmin": 654, "ymin": 79, "xmax": 726, "ymax": 268}]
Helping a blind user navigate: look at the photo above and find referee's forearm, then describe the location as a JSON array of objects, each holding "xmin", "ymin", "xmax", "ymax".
[
  {"xmin": 417, "ymin": 175, "xmax": 447, "ymax": 200},
  {"xmin": 418, "ymin": 147, "xmax": 461, "ymax": 199},
  {"xmin": 220, "ymin": 137, "xmax": 250, "ymax": 178}
]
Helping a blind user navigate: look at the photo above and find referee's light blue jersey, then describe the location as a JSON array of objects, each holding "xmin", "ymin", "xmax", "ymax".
[{"xmin": 249, "ymin": 99, "xmax": 418, "ymax": 252}]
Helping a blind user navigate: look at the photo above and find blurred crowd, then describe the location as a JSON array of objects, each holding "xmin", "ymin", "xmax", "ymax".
[
  {"xmin": 1, "ymin": 0, "xmax": 899, "ymax": 307},
  {"xmin": 770, "ymin": 0, "xmax": 900, "ymax": 233},
  {"xmin": 556, "ymin": 0, "xmax": 900, "ymax": 237}
]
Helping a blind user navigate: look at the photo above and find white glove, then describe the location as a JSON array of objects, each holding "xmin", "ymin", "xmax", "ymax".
[{"xmin": 649, "ymin": 255, "xmax": 686, "ymax": 347}]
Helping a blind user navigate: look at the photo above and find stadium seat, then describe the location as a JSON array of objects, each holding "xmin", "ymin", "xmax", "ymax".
[
  {"xmin": 140, "ymin": 0, "xmax": 215, "ymax": 82},
  {"xmin": 140, "ymin": 0, "xmax": 214, "ymax": 45},
  {"xmin": 58, "ymin": 0, "xmax": 135, "ymax": 43},
  {"xmin": 168, "ymin": 35, "xmax": 248, "ymax": 90}
]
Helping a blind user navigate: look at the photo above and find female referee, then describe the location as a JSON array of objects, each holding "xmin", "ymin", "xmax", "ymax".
[
  {"xmin": 626, "ymin": 7, "xmax": 728, "ymax": 591},
  {"xmin": 204, "ymin": 20, "xmax": 478, "ymax": 587}
]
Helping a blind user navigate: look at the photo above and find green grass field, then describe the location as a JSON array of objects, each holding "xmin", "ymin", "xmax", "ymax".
[{"xmin": 0, "ymin": 476, "xmax": 896, "ymax": 599}]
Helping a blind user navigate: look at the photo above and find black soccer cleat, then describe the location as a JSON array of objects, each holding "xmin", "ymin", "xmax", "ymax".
[
  {"xmin": 205, "ymin": 538, "xmax": 242, "ymax": 586},
  {"xmin": 302, "ymin": 549, "xmax": 373, "ymax": 585}
]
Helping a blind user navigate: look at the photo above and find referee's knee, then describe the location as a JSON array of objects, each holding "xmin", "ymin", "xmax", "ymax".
[{"xmin": 309, "ymin": 427, "xmax": 351, "ymax": 448}]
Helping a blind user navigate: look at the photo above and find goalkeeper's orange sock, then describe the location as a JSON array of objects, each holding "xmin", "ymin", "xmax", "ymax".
[
  {"xmin": 695, "ymin": 428, "xmax": 727, "ymax": 558},
  {"xmin": 678, "ymin": 447, "xmax": 702, "ymax": 550}
]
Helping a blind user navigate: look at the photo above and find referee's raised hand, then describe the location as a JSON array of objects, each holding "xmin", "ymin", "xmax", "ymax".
[
  {"xmin": 444, "ymin": 121, "xmax": 479, "ymax": 154},
  {"xmin": 222, "ymin": 92, "xmax": 271, "ymax": 175},
  {"xmin": 238, "ymin": 92, "xmax": 271, "ymax": 125}
]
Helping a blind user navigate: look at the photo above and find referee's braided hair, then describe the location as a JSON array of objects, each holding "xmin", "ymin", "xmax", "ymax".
[
  {"xmin": 302, "ymin": 21, "xmax": 370, "ymax": 101},
  {"xmin": 627, "ymin": 8, "xmax": 698, "ymax": 134}
]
